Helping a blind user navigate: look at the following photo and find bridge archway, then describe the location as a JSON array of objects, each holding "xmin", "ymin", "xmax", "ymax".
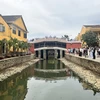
[{"xmin": 35, "ymin": 49, "xmax": 65, "ymax": 59}]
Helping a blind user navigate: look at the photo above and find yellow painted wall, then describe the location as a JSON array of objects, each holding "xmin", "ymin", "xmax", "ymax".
[
  {"xmin": 77, "ymin": 26, "xmax": 91, "ymax": 41},
  {"xmin": 76, "ymin": 25, "xmax": 100, "ymax": 46},
  {"xmin": 12, "ymin": 17, "xmax": 27, "ymax": 42},
  {"xmin": 0, "ymin": 16, "xmax": 11, "ymax": 40},
  {"xmin": 10, "ymin": 28, "xmax": 27, "ymax": 42},
  {"xmin": 13, "ymin": 17, "xmax": 26, "ymax": 31}
]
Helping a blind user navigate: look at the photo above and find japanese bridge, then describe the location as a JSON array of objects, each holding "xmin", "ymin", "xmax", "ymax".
[{"xmin": 29, "ymin": 37, "xmax": 81, "ymax": 59}]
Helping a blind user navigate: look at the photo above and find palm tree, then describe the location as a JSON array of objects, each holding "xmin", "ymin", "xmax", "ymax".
[
  {"xmin": 16, "ymin": 40, "xmax": 23, "ymax": 56},
  {"xmin": 20, "ymin": 41, "xmax": 28, "ymax": 55},
  {"xmin": 6, "ymin": 39, "xmax": 13, "ymax": 57},
  {"xmin": 24, "ymin": 42, "xmax": 28, "ymax": 55},
  {"xmin": 0, "ymin": 39, "xmax": 6, "ymax": 59},
  {"xmin": 64, "ymin": 35, "xmax": 69, "ymax": 41},
  {"xmin": 0, "ymin": 40, "xmax": 3, "ymax": 58},
  {"xmin": 2, "ymin": 39, "xmax": 7, "ymax": 56},
  {"xmin": 11, "ymin": 38, "xmax": 19, "ymax": 56}
]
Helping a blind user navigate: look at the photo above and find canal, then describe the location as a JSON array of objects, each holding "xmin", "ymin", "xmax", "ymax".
[{"xmin": 0, "ymin": 59, "xmax": 100, "ymax": 100}]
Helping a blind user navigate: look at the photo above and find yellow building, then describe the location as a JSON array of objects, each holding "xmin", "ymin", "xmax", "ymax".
[
  {"xmin": 0, "ymin": 14, "xmax": 28, "ymax": 42},
  {"xmin": 76, "ymin": 25, "xmax": 100, "ymax": 46}
]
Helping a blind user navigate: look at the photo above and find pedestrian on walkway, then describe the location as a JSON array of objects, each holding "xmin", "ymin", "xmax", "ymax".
[
  {"xmin": 79, "ymin": 48, "xmax": 82, "ymax": 57},
  {"xmin": 93, "ymin": 47, "xmax": 96, "ymax": 59},
  {"xmin": 98, "ymin": 47, "xmax": 100, "ymax": 56},
  {"xmin": 88, "ymin": 47, "xmax": 93, "ymax": 58}
]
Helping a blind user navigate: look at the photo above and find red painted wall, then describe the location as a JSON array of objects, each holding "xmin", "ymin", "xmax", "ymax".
[
  {"xmin": 29, "ymin": 43, "xmax": 34, "ymax": 53},
  {"xmin": 66, "ymin": 43, "xmax": 81, "ymax": 49}
]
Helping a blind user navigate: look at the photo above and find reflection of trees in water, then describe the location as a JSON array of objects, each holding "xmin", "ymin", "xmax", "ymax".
[
  {"xmin": 0, "ymin": 66, "xmax": 34, "ymax": 100},
  {"xmin": 78, "ymin": 77, "xmax": 100, "ymax": 96},
  {"xmin": 67, "ymin": 71, "xmax": 100, "ymax": 96}
]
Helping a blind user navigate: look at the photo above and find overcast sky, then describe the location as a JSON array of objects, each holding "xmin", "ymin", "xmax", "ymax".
[{"xmin": 0, "ymin": 0, "xmax": 100, "ymax": 40}]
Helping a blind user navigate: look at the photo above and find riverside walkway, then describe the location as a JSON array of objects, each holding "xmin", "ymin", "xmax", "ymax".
[{"xmin": 69, "ymin": 53, "xmax": 100, "ymax": 62}]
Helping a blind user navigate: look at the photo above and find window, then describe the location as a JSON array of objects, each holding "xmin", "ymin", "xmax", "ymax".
[
  {"xmin": 18, "ymin": 30, "xmax": 21, "ymax": 36},
  {"xmin": 24, "ymin": 33, "xmax": 27, "ymax": 38},
  {"xmin": 0, "ymin": 24, "xmax": 5, "ymax": 32},
  {"xmin": 12, "ymin": 27, "xmax": 16, "ymax": 34}
]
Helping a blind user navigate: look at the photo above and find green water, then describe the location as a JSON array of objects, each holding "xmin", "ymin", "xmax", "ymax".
[{"xmin": 0, "ymin": 59, "xmax": 100, "ymax": 100}]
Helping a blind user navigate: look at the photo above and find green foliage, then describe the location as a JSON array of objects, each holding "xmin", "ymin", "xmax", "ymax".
[
  {"xmin": 6, "ymin": 38, "xmax": 13, "ymax": 54},
  {"xmin": 0, "ymin": 37, "xmax": 29, "ymax": 56},
  {"xmin": 82, "ymin": 31, "xmax": 99, "ymax": 47},
  {"xmin": 0, "ymin": 40, "xmax": 3, "ymax": 55},
  {"xmin": 64, "ymin": 35, "xmax": 69, "ymax": 41},
  {"xmin": 62, "ymin": 35, "xmax": 69, "ymax": 41}
]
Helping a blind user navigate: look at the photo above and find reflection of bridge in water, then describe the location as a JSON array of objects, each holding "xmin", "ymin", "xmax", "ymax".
[{"xmin": 34, "ymin": 60, "xmax": 72, "ymax": 78}]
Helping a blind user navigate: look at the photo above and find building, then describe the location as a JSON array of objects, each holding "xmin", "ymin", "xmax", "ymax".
[
  {"xmin": 0, "ymin": 14, "xmax": 28, "ymax": 41},
  {"xmin": 29, "ymin": 37, "xmax": 81, "ymax": 59},
  {"xmin": 0, "ymin": 14, "xmax": 28, "ymax": 56},
  {"xmin": 66, "ymin": 41, "xmax": 81, "ymax": 49},
  {"xmin": 76, "ymin": 25, "xmax": 100, "ymax": 46}
]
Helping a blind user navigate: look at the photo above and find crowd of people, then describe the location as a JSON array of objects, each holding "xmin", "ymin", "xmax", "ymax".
[{"xmin": 67, "ymin": 47, "xmax": 100, "ymax": 59}]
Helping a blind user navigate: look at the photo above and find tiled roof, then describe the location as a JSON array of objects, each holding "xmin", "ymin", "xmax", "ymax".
[
  {"xmin": 2, "ymin": 15, "xmax": 21, "ymax": 23},
  {"xmin": 33, "ymin": 38, "xmax": 67, "ymax": 43},
  {"xmin": 2, "ymin": 15, "xmax": 28, "ymax": 32},
  {"xmin": 29, "ymin": 38, "xmax": 81, "ymax": 43},
  {"xmin": 84, "ymin": 25, "xmax": 100, "ymax": 28}
]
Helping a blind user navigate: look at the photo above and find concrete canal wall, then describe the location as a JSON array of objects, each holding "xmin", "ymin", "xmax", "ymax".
[
  {"xmin": 0, "ymin": 54, "xmax": 35, "ymax": 71},
  {"xmin": 65, "ymin": 54, "xmax": 100, "ymax": 74}
]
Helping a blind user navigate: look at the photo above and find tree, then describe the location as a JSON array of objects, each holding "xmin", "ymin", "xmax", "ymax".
[
  {"xmin": 0, "ymin": 39, "xmax": 6, "ymax": 58},
  {"xmin": 81, "ymin": 31, "xmax": 99, "ymax": 47},
  {"xmin": 30, "ymin": 39, "xmax": 34, "ymax": 42},
  {"xmin": 11, "ymin": 38, "xmax": 19, "ymax": 56},
  {"xmin": 0, "ymin": 40, "xmax": 3, "ymax": 56},
  {"xmin": 22, "ymin": 42, "xmax": 28, "ymax": 52},
  {"xmin": 18, "ymin": 41, "xmax": 28, "ymax": 55},
  {"xmin": 64, "ymin": 35, "xmax": 69, "ymax": 41},
  {"xmin": 6, "ymin": 38, "xmax": 13, "ymax": 57}
]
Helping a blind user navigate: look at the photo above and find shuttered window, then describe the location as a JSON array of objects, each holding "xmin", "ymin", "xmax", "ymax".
[
  {"xmin": 24, "ymin": 33, "xmax": 27, "ymax": 38},
  {"xmin": 0, "ymin": 24, "xmax": 5, "ymax": 32},
  {"xmin": 18, "ymin": 30, "xmax": 21, "ymax": 36},
  {"xmin": 12, "ymin": 27, "xmax": 16, "ymax": 34}
]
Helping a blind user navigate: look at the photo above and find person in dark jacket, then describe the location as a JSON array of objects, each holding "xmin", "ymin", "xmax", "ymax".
[{"xmin": 93, "ymin": 47, "xmax": 96, "ymax": 59}]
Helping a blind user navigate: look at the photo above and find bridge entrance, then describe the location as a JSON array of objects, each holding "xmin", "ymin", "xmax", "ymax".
[{"xmin": 35, "ymin": 49, "xmax": 65, "ymax": 59}]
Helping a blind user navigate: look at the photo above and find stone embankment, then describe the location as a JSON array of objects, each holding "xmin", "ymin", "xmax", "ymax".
[
  {"xmin": 0, "ymin": 54, "xmax": 35, "ymax": 71},
  {"xmin": 61, "ymin": 58, "xmax": 100, "ymax": 91},
  {"xmin": 0, "ymin": 59, "xmax": 39, "ymax": 81},
  {"xmin": 65, "ymin": 53, "xmax": 100, "ymax": 74}
]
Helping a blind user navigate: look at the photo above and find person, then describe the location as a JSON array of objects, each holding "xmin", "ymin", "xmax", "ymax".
[
  {"xmin": 98, "ymin": 47, "xmax": 100, "ymax": 56},
  {"xmin": 84, "ymin": 47, "xmax": 87, "ymax": 57},
  {"xmin": 93, "ymin": 47, "xmax": 96, "ymax": 59},
  {"xmin": 79, "ymin": 48, "xmax": 82, "ymax": 56},
  {"xmin": 88, "ymin": 47, "xmax": 93, "ymax": 58}
]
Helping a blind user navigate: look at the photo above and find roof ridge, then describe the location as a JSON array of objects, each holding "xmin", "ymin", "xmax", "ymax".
[
  {"xmin": 83, "ymin": 25, "xmax": 100, "ymax": 27},
  {"xmin": 2, "ymin": 15, "xmax": 22, "ymax": 17},
  {"xmin": 84, "ymin": 25, "xmax": 100, "ymax": 26}
]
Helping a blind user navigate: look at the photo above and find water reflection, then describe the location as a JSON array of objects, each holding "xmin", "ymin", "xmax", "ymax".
[
  {"xmin": 0, "ymin": 67, "xmax": 34, "ymax": 100},
  {"xmin": 34, "ymin": 59, "xmax": 71, "ymax": 78},
  {"xmin": 35, "ymin": 59, "xmax": 65, "ymax": 69},
  {"xmin": 0, "ymin": 60, "xmax": 99, "ymax": 100},
  {"xmin": 78, "ymin": 77, "xmax": 100, "ymax": 96}
]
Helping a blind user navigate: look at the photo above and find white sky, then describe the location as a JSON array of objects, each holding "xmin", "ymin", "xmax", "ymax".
[{"xmin": 0, "ymin": 0, "xmax": 100, "ymax": 40}]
